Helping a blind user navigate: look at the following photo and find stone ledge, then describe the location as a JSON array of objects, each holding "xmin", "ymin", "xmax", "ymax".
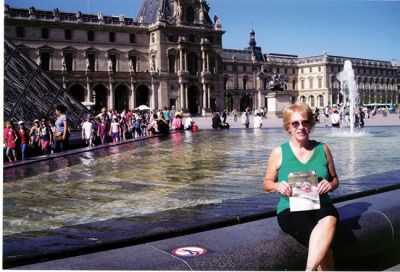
[{"xmin": 13, "ymin": 189, "xmax": 400, "ymax": 270}]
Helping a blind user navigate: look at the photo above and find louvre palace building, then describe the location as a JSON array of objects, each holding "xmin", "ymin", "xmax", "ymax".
[{"xmin": 4, "ymin": 0, "xmax": 400, "ymax": 117}]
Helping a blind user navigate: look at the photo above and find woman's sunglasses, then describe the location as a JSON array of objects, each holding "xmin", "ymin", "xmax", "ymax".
[{"xmin": 291, "ymin": 120, "xmax": 310, "ymax": 129}]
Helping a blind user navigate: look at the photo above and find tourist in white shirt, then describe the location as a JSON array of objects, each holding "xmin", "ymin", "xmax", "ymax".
[
  {"xmin": 81, "ymin": 116, "xmax": 94, "ymax": 146},
  {"xmin": 254, "ymin": 113, "xmax": 263, "ymax": 128},
  {"xmin": 184, "ymin": 115, "xmax": 193, "ymax": 130}
]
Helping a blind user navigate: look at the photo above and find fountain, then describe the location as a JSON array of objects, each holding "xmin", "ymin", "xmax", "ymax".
[
  {"xmin": 337, "ymin": 60, "xmax": 359, "ymax": 133},
  {"xmin": 3, "ymin": 128, "xmax": 400, "ymax": 266}
]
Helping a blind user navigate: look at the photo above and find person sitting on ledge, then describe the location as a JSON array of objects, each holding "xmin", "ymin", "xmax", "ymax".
[
  {"xmin": 212, "ymin": 112, "xmax": 222, "ymax": 129},
  {"xmin": 262, "ymin": 103, "xmax": 339, "ymax": 271}
]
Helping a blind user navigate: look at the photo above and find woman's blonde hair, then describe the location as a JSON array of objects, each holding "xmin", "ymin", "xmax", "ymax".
[{"xmin": 282, "ymin": 103, "xmax": 315, "ymax": 131}]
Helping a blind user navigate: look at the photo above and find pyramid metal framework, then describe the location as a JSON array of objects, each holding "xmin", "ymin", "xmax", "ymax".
[{"xmin": 3, "ymin": 38, "xmax": 91, "ymax": 129}]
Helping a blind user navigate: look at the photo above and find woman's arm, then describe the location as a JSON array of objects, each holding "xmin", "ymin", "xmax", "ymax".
[
  {"xmin": 318, "ymin": 144, "xmax": 339, "ymax": 194},
  {"xmin": 263, "ymin": 147, "xmax": 290, "ymax": 195},
  {"xmin": 62, "ymin": 119, "xmax": 68, "ymax": 140}
]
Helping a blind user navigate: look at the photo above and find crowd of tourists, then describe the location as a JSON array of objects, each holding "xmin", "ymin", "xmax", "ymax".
[{"xmin": 3, "ymin": 105, "xmax": 199, "ymax": 163}]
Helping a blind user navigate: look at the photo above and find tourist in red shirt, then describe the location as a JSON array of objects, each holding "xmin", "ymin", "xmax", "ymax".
[
  {"xmin": 5, "ymin": 121, "xmax": 18, "ymax": 162},
  {"xmin": 17, "ymin": 121, "xmax": 29, "ymax": 160}
]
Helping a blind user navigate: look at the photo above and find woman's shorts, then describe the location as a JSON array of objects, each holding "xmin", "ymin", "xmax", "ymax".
[
  {"xmin": 112, "ymin": 132, "xmax": 119, "ymax": 139},
  {"xmin": 277, "ymin": 203, "xmax": 339, "ymax": 247}
]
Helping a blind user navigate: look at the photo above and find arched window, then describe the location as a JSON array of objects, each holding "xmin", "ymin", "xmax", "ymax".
[
  {"xmin": 308, "ymin": 95, "xmax": 315, "ymax": 107},
  {"xmin": 318, "ymin": 95, "xmax": 324, "ymax": 107},
  {"xmin": 300, "ymin": 96, "xmax": 306, "ymax": 103},
  {"xmin": 186, "ymin": 6, "xmax": 195, "ymax": 24}
]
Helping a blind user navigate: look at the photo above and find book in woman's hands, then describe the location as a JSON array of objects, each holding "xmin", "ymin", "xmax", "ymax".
[{"xmin": 288, "ymin": 171, "xmax": 320, "ymax": 212}]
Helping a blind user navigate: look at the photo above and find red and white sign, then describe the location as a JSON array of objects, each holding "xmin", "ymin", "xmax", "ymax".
[{"xmin": 172, "ymin": 246, "xmax": 207, "ymax": 257}]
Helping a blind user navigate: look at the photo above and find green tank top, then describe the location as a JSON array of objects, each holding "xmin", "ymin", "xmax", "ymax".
[{"xmin": 276, "ymin": 140, "xmax": 332, "ymax": 214}]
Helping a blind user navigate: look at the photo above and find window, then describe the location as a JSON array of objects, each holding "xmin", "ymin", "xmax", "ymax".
[
  {"xmin": 41, "ymin": 28, "xmax": 49, "ymax": 39},
  {"xmin": 109, "ymin": 32, "xmax": 115, "ymax": 42},
  {"xmin": 168, "ymin": 33, "xmax": 175, "ymax": 42},
  {"xmin": 243, "ymin": 78, "xmax": 247, "ymax": 90},
  {"xmin": 109, "ymin": 55, "xmax": 117, "ymax": 72},
  {"xmin": 224, "ymin": 78, "xmax": 228, "ymax": 90},
  {"xmin": 292, "ymin": 80, "xmax": 296, "ymax": 90},
  {"xmin": 318, "ymin": 95, "xmax": 324, "ymax": 107},
  {"xmin": 40, "ymin": 52, "xmax": 50, "ymax": 71},
  {"xmin": 301, "ymin": 79, "xmax": 305, "ymax": 89},
  {"xmin": 243, "ymin": 66, "xmax": 247, "ymax": 72},
  {"xmin": 151, "ymin": 33, "xmax": 155, "ymax": 43},
  {"xmin": 129, "ymin": 33, "xmax": 136, "ymax": 43},
  {"xmin": 309, "ymin": 95, "xmax": 315, "ymax": 107},
  {"xmin": 189, "ymin": 34, "xmax": 195, "ymax": 43},
  {"xmin": 64, "ymin": 53, "xmax": 73, "ymax": 72},
  {"xmin": 292, "ymin": 69, "xmax": 295, "ymax": 74},
  {"xmin": 186, "ymin": 7, "xmax": 195, "ymax": 24},
  {"xmin": 284, "ymin": 68, "xmax": 288, "ymax": 73},
  {"xmin": 309, "ymin": 78, "xmax": 314, "ymax": 89},
  {"xmin": 301, "ymin": 68, "xmax": 304, "ymax": 74},
  {"xmin": 209, "ymin": 57, "xmax": 215, "ymax": 74},
  {"xmin": 318, "ymin": 66, "xmax": 321, "ymax": 72},
  {"xmin": 88, "ymin": 30, "xmax": 94, "ymax": 41},
  {"xmin": 188, "ymin": 52, "xmax": 198, "ymax": 75},
  {"xmin": 87, "ymin": 53, "xmax": 95, "ymax": 72},
  {"xmin": 168, "ymin": 54, "xmax": 176, "ymax": 73},
  {"xmin": 129, "ymin": 56, "xmax": 137, "ymax": 72},
  {"xmin": 309, "ymin": 67, "xmax": 312, "ymax": 73},
  {"xmin": 16, "ymin": 26, "xmax": 25, "ymax": 37},
  {"xmin": 65, "ymin": 29, "xmax": 72, "ymax": 40},
  {"xmin": 318, "ymin": 78, "xmax": 322, "ymax": 88}
]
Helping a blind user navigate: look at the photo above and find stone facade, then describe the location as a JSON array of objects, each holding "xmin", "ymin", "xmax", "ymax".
[{"xmin": 4, "ymin": 1, "xmax": 400, "ymax": 116}]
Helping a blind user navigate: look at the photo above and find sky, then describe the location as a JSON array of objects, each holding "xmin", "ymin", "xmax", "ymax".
[{"xmin": 3, "ymin": 0, "xmax": 400, "ymax": 62}]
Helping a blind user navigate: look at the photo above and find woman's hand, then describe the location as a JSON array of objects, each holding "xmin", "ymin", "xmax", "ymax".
[
  {"xmin": 318, "ymin": 179, "xmax": 334, "ymax": 194},
  {"xmin": 276, "ymin": 181, "xmax": 292, "ymax": 197}
]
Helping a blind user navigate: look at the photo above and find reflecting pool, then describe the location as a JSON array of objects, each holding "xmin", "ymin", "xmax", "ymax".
[{"xmin": 3, "ymin": 127, "xmax": 400, "ymax": 236}]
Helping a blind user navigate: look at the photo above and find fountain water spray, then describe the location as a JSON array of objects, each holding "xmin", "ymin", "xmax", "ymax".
[{"xmin": 337, "ymin": 60, "xmax": 359, "ymax": 133}]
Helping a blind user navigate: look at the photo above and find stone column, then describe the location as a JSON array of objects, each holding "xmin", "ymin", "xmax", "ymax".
[
  {"xmin": 108, "ymin": 78, "xmax": 114, "ymax": 110},
  {"xmin": 206, "ymin": 51, "xmax": 209, "ymax": 72},
  {"xmin": 179, "ymin": 82, "xmax": 185, "ymax": 110},
  {"xmin": 151, "ymin": 79, "xmax": 157, "ymax": 110},
  {"xmin": 184, "ymin": 83, "xmax": 188, "ymax": 109},
  {"xmin": 183, "ymin": 50, "xmax": 187, "ymax": 71},
  {"xmin": 257, "ymin": 90, "xmax": 263, "ymax": 109},
  {"xmin": 202, "ymin": 83, "xmax": 207, "ymax": 109},
  {"xmin": 130, "ymin": 78, "xmax": 136, "ymax": 110},
  {"xmin": 207, "ymin": 84, "xmax": 211, "ymax": 109},
  {"xmin": 202, "ymin": 50, "xmax": 206, "ymax": 72},
  {"xmin": 86, "ymin": 76, "xmax": 92, "ymax": 102},
  {"xmin": 179, "ymin": 49, "xmax": 184, "ymax": 71}
]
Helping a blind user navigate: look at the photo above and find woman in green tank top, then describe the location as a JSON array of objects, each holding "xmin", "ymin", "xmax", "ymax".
[{"xmin": 263, "ymin": 103, "xmax": 339, "ymax": 271}]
